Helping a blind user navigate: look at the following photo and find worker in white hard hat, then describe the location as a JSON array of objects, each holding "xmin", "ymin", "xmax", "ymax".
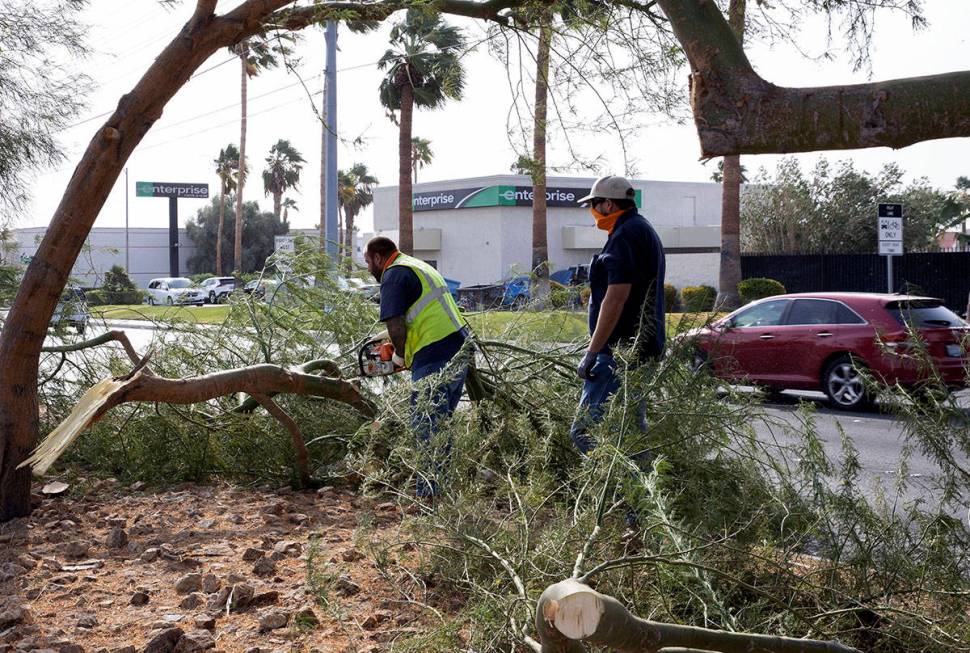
[{"xmin": 571, "ymin": 175, "xmax": 666, "ymax": 454}]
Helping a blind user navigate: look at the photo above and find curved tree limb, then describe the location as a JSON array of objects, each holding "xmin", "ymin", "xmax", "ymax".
[
  {"xmin": 41, "ymin": 330, "xmax": 142, "ymax": 368},
  {"xmin": 535, "ymin": 580, "xmax": 862, "ymax": 653},
  {"xmin": 251, "ymin": 392, "xmax": 311, "ymax": 487},
  {"xmin": 655, "ymin": 0, "xmax": 970, "ymax": 156}
]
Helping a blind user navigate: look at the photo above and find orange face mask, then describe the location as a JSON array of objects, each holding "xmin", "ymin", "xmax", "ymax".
[{"xmin": 591, "ymin": 208, "xmax": 626, "ymax": 234}]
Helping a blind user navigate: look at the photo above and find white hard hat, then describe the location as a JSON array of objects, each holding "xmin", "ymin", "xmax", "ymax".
[{"xmin": 578, "ymin": 175, "xmax": 635, "ymax": 204}]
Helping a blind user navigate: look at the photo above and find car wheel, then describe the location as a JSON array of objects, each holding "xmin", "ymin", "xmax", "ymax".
[
  {"xmin": 148, "ymin": 296, "xmax": 155, "ymax": 306},
  {"xmin": 823, "ymin": 355, "xmax": 872, "ymax": 411},
  {"xmin": 690, "ymin": 347, "xmax": 709, "ymax": 374},
  {"xmin": 166, "ymin": 296, "xmax": 174, "ymax": 306},
  {"xmin": 209, "ymin": 291, "xmax": 216, "ymax": 304}
]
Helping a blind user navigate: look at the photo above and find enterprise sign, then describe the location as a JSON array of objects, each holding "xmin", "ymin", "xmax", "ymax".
[
  {"xmin": 412, "ymin": 185, "xmax": 642, "ymax": 212},
  {"xmin": 136, "ymin": 181, "xmax": 209, "ymax": 199}
]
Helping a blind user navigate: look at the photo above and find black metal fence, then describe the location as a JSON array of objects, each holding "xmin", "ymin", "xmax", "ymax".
[{"xmin": 741, "ymin": 252, "xmax": 970, "ymax": 312}]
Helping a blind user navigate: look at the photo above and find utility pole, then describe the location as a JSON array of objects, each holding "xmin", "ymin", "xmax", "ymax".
[{"xmin": 323, "ymin": 22, "xmax": 338, "ymax": 262}]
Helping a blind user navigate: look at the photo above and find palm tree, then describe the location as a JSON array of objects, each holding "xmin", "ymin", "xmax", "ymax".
[
  {"xmin": 716, "ymin": 0, "xmax": 747, "ymax": 310},
  {"xmin": 281, "ymin": 197, "xmax": 298, "ymax": 224},
  {"xmin": 232, "ymin": 37, "xmax": 287, "ymax": 285},
  {"xmin": 213, "ymin": 144, "xmax": 242, "ymax": 276},
  {"xmin": 337, "ymin": 163, "xmax": 378, "ymax": 272},
  {"xmin": 378, "ymin": 8, "xmax": 466, "ymax": 255},
  {"xmin": 262, "ymin": 139, "xmax": 306, "ymax": 220},
  {"xmin": 410, "ymin": 136, "xmax": 433, "ymax": 183}
]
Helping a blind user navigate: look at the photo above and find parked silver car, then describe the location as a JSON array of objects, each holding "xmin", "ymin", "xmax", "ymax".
[
  {"xmin": 145, "ymin": 277, "xmax": 205, "ymax": 306},
  {"xmin": 51, "ymin": 287, "xmax": 90, "ymax": 334}
]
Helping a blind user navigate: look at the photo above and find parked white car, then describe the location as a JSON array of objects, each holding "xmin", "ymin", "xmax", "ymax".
[
  {"xmin": 199, "ymin": 276, "xmax": 236, "ymax": 304},
  {"xmin": 145, "ymin": 277, "xmax": 205, "ymax": 306}
]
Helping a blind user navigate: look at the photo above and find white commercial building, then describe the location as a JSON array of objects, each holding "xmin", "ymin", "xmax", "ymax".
[
  {"xmin": 370, "ymin": 174, "xmax": 723, "ymax": 289},
  {"xmin": 12, "ymin": 227, "xmax": 199, "ymax": 289},
  {"xmin": 10, "ymin": 227, "xmax": 324, "ymax": 289}
]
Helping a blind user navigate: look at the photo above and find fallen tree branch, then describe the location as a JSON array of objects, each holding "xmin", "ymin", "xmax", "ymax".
[
  {"xmin": 535, "ymin": 580, "xmax": 862, "ymax": 653},
  {"xmin": 41, "ymin": 330, "xmax": 142, "ymax": 367},
  {"xmin": 251, "ymin": 392, "xmax": 311, "ymax": 487},
  {"xmin": 21, "ymin": 363, "xmax": 375, "ymax": 476}
]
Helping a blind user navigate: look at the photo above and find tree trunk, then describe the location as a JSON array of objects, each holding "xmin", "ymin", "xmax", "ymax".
[
  {"xmin": 273, "ymin": 190, "xmax": 281, "ymax": 220},
  {"xmin": 655, "ymin": 0, "xmax": 970, "ymax": 157},
  {"xmin": 345, "ymin": 209, "xmax": 355, "ymax": 274},
  {"xmin": 715, "ymin": 0, "xmax": 745, "ymax": 311},
  {"xmin": 234, "ymin": 42, "xmax": 248, "ymax": 286},
  {"xmin": 320, "ymin": 66, "xmax": 327, "ymax": 254},
  {"xmin": 0, "ymin": 0, "xmax": 265, "ymax": 521},
  {"xmin": 216, "ymin": 181, "xmax": 226, "ymax": 276},
  {"xmin": 398, "ymin": 82, "xmax": 414, "ymax": 255},
  {"xmin": 535, "ymin": 580, "xmax": 861, "ymax": 653},
  {"xmin": 531, "ymin": 13, "xmax": 552, "ymax": 304}
]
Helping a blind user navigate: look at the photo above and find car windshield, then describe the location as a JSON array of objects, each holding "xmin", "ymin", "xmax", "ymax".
[
  {"xmin": 168, "ymin": 279, "xmax": 191, "ymax": 289},
  {"xmin": 885, "ymin": 300, "xmax": 967, "ymax": 328}
]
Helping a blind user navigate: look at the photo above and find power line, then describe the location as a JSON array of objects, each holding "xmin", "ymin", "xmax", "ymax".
[
  {"xmin": 56, "ymin": 57, "xmax": 240, "ymax": 133},
  {"xmin": 137, "ymin": 89, "xmax": 324, "ymax": 152}
]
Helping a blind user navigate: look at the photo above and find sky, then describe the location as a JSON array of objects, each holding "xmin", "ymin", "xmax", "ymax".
[{"xmin": 23, "ymin": 0, "xmax": 970, "ymax": 235}]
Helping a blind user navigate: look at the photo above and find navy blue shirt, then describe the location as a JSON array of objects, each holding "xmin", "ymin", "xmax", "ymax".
[
  {"xmin": 588, "ymin": 210, "xmax": 666, "ymax": 361},
  {"xmin": 379, "ymin": 266, "xmax": 465, "ymax": 369}
]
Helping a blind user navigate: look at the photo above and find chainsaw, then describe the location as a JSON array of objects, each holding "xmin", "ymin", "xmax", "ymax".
[{"xmin": 358, "ymin": 336, "xmax": 406, "ymax": 378}]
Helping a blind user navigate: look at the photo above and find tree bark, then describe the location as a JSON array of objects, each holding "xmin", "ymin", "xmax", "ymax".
[
  {"xmin": 0, "ymin": 0, "xmax": 253, "ymax": 521},
  {"xmin": 655, "ymin": 0, "xmax": 970, "ymax": 157},
  {"xmin": 715, "ymin": 0, "xmax": 745, "ymax": 311},
  {"xmin": 273, "ymin": 190, "xmax": 282, "ymax": 221},
  {"xmin": 531, "ymin": 12, "xmax": 551, "ymax": 303},
  {"xmin": 398, "ymin": 81, "xmax": 414, "ymax": 255},
  {"xmin": 216, "ymin": 181, "xmax": 226, "ymax": 276},
  {"xmin": 535, "ymin": 580, "xmax": 861, "ymax": 653},
  {"xmin": 345, "ymin": 209, "xmax": 355, "ymax": 273},
  {"xmin": 234, "ymin": 42, "xmax": 249, "ymax": 287}
]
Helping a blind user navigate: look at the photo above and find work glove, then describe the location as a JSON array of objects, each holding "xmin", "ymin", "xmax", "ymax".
[
  {"xmin": 392, "ymin": 352, "xmax": 406, "ymax": 369},
  {"xmin": 577, "ymin": 350, "xmax": 598, "ymax": 380}
]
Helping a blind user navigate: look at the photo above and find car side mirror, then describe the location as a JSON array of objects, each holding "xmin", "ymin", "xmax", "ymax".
[{"xmin": 720, "ymin": 318, "xmax": 734, "ymax": 330}]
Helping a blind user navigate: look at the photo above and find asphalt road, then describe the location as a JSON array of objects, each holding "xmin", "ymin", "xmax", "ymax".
[{"xmin": 751, "ymin": 388, "xmax": 970, "ymax": 518}]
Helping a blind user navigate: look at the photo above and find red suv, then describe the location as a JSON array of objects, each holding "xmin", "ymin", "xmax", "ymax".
[{"xmin": 689, "ymin": 293, "xmax": 968, "ymax": 410}]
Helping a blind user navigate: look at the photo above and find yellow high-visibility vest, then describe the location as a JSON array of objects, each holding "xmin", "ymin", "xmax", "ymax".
[{"xmin": 387, "ymin": 254, "xmax": 466, "ymax": 367}]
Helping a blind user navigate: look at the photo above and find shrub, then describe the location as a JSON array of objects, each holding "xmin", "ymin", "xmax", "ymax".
[
  {"xmin": 189, "ymin": 273, "xmax": 213, "ymax": 285},
  {"xmin": 103, "ymin": 265, "xmax": 137, "ymax": 292},
  {"xmin": 664, "ymin": 284, "xmax": 678, "ymax": 312},
  {"xmin": 682, "ymin": 285, "xmax": 716, "ymax": 312},
  {"xmin": 85, "ymin": 289, "xmax": 144, "ymax": 306},
  {"xmin": 737, "ymin": 277, "xmax": 786, "ymax": 304},
  {"xmin": 579, "ymin": 286, "xmax": 591, "ymax": 308}
]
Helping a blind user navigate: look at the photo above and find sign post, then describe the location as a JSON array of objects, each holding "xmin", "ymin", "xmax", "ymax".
[
  {"xmin": 877, "ymin": 203, "xmax": 903, "ymax": 293},
  {"xmin": 136, "ymin": 182, "xmax": 209, "ymax": 277},
  {"xmin": 273, "ymin": 235, "xmax": 296, "ymax": 273}
]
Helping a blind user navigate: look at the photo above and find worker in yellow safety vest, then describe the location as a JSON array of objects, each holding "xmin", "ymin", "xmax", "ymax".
[{"xmin": 364, "ymin": 236, "xmax": 469, "ymax": 497}]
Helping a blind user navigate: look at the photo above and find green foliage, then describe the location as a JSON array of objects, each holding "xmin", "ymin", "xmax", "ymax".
[
  {"xmin": 262, "ymin": 139, "xmax": 305, "ymax": 216},
  {"xmin": 85, "ymin": 289, "xmax": 144, "ymax": 306},
  {"xmin": 737, "ymin": 277, "xmax": 786, "ymax": 304},
  {"xmin": 742, "ymin": 157, "xmax": 952, "ymax": 253},
  {"xmin": 378, "ymin": 8, "xmax": 468, "ymax": 112},
  {"xmin": 0, "ymin": 0, "xmax": 89, "ymax": 214},
  {"xmin": 681, "ymin": 284, "xmax": 716, "ymax": 312},
  {"xmin": 0, "ymin": 263, "xmax": 21, "ymax": 306},
  {"xmin": 185, "ymin": 196, "xmax": 288, "ymax": 275},
  {"xmin": 102, "ymin": 265, "xmax": 137, "ymax": 292},
  {"xmin": 664, "ymin": 283, "xmax": 678, "ymax": 312}
]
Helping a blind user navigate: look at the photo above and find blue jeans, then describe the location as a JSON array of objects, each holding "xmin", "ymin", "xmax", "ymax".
[
  {"xmin": 411, "ymin": 355, "xmax": 468, "ymax": 497},
  {"xmin": 569, "ymin": 351, "xmax": 649, "ymax": 455}
]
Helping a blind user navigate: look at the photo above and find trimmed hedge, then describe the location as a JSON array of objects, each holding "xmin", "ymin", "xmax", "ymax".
[
  {"xmin": 682, "ymin": 285, "xmax": 717, "ymax": 312},
  {"xmin": 664, "ymin": 284, "xmax": 678, "ymax": 312},
  {"xmin": 738, "ymin": 277, "xmax": 786, "ymax": 305},
  {"xmin": 85, "ymin": 290, "xmax": 145, "ymax": 306}
]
